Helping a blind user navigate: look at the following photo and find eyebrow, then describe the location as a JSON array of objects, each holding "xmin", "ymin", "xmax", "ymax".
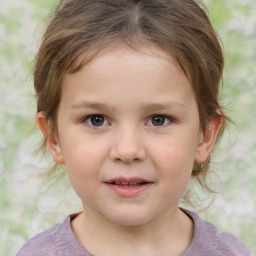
[
  {"xmin": 71, "ymin": 101, "xmax": 187, "ymax": 111},
  {"xmin": 140, "ymin": 102, "xmax": 186, "ymax": 111},
  {"xmin": 71, "ymin": 102, "xmax": 108, "ymax": 110}
]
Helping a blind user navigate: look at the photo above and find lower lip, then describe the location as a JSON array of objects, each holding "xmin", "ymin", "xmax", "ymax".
[{"xmin": 105, "ymin": 183, "xmax": 153, "ymax": 197}]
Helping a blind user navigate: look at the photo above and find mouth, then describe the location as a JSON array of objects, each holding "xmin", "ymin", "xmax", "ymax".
[
  {"xmin": 107, "ymin": 181, "xmax": 150, "ymax": 187},
  {"xmin": 104, "ymin": 177, "xmax": 153, "ymax": 197},
  {"xmin": 105, "ymin": 177, "xmax": 153, "ymax": 186}
]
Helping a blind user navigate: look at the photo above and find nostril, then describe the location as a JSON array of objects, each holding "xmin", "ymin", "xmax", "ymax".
[
  {"xmin": 109, "ymin": 139, "xmax": 146, "ymax": 163},
  {"xmin": 114, "ymin": 156, "xmax": 142, "ymax": 164}
]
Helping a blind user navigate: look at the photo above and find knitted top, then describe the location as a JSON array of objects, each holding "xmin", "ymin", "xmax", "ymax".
[{"xmin": 16, "ymin": 209, "xmax": 252, "ymax": 256}]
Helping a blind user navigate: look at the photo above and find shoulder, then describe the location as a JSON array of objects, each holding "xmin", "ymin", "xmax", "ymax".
[
  {"xmin": 16, "ymin": 216, "xmax": 70, "ymax": 256},
  {"xmin": 182, "ymin": 209, "xmax": 252, "ymax": 256}
]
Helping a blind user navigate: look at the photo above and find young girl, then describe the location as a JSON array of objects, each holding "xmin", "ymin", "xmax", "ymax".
[{"xmin": 17, "ymin": 0, "xmax": 252, "ymax": 255}]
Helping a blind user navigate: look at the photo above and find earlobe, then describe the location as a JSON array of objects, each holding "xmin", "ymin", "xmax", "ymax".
[
  {"xmin": 36, "ymin": 112, "xmax": 65, "ymax": 165},
  {"xmin": 194, "ymin": 114, "xmax": 223, "ymax": 164}
]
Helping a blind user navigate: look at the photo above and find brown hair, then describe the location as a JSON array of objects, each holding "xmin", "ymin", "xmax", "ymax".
[{"xmin": 35, "ymin": 0, "xmax": 228, "ymax": 204}]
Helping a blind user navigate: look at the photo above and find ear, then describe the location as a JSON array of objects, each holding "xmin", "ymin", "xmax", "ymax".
[
  {"xmin": 36, "ymin": 112, "xmax": 65, "ymax": 165},
  {"xmin": 194, "ymin": 113, "xmax": 223, "ymax": 164}
]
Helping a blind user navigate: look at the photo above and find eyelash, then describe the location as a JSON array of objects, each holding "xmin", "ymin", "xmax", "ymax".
[
  {"xmin": 82, "ymin": 114, "xmax": 173, "ymax": 127},
  {"xmin": 82, "ymin": 115, "xmax": 110, "ymax": 127},
  {"xmin": 146, "ymin": 115, "xmax": 173, "ymax": 127}
]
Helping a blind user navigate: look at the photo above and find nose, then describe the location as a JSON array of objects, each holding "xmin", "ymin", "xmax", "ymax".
[{"xmin": 109, "ymin": 126, "xmax": 146, "ymax": 163}]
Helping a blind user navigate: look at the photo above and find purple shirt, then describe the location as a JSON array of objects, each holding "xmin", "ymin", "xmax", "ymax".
[{"xmin": 16, "ymin": 209, "xmax": 252, "ymax": 256}]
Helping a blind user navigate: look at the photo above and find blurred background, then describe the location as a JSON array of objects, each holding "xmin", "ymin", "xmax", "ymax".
[{"xmin": 0, "ymin": 0, "xmax": 255, "ymax": 255}]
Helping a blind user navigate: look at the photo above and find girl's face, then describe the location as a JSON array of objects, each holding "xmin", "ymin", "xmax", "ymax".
[{"xmin": 43, "ymin": 44, "xmax": 215, "ymax": 226}]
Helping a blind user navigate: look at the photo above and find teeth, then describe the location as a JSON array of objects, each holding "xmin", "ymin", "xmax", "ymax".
[{"xmin": 113, "ymin": 181, "xmax": 142, "ymax": 185}]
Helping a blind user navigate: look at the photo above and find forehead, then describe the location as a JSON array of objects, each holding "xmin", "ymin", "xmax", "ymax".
[
  {"xmin": 64, "ymin": 42, "xmax": 189, "ymax": 85},
  {"xmin": 67, "ymin": 41, "xmax": 185, "ymax": 76},
  {"xmin": 60, "ymin": 43, "xmax": 196, "ymax": 113}
]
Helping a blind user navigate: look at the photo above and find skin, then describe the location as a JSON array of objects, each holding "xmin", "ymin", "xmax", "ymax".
[{"xmin": 37, "ymin": 43, "xmax": 222, "ymax": 256}]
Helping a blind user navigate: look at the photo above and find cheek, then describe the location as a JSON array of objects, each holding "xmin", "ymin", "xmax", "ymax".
[
  {"xmin": 158, "ymin": 136, "xmax": 198, "ymax": 168},
  {"xmin": 63, "ymin": 144, "xmax": 103, "ymax": 202},
  {"xmin": 150, "ymin": 135, "xmax": 197, "ymax": 185},
  {"xmin": 61, "ymin": 137, "xmax": 108, "ymax": 183},
  {"xmin": 156, "ymin": 146, "xmax": 193, "ymax": 200}
]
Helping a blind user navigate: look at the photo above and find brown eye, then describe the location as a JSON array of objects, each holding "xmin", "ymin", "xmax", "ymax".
[
  {"xmin": 86, "ymin": 115, "xmax": 108, "ymax": 126},
  {"xmin": 152, "ymin": 116, "xmax": 165, "ymax": 126},
  {"xmin": 147, "ymin": 115, "xmax": 171, "ymax": 126}
]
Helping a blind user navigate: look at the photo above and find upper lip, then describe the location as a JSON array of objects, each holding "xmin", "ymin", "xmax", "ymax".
[{"xmin": 105, "ymin": 177, "xmax": 153, "ymax": 184}]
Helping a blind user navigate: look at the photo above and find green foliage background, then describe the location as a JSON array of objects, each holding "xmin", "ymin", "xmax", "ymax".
[{"xmin": 0, "ymin": 0, "xmax": 255, "ymax": 255}]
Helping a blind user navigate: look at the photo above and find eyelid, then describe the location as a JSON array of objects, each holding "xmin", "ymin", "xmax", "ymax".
[
  {"xmin": 146, "ymin": 114, "xmax": 173, "ymax": 127},
  {"xmin": 80, "ymin": 114, "xmax": 174, "ymax": 128},
  {"xmin": 82, "ymin": 114, "xmax": 110, "ymax": 127}
]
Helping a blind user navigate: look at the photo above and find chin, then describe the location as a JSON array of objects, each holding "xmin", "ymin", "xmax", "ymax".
[
  {"xmin": 104, "ymin": 209, "xmax": 154, "ymax": 227},
  {"xmin": 111, "ymin": 217, "xmax": 150, "ymax": 227}
]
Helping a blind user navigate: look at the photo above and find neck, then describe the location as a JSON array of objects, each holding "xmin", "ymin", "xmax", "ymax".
[{"xmin": 71, "ymin": 207, "xmax": 193, "ymax": 256}]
